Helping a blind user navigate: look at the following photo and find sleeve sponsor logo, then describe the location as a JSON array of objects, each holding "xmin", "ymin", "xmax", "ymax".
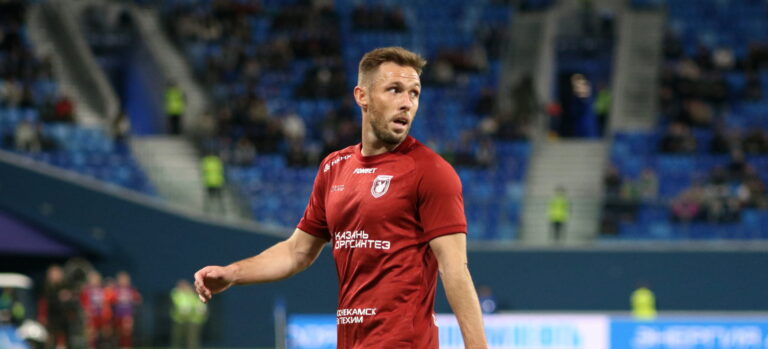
[{"xmin": 323, "ymin": 155, "xmax": 352, "ymax": 173}]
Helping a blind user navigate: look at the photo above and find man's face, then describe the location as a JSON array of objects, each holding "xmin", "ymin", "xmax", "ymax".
[{"xmin": 365, "ymin": 62, "xmax": 421, "ymax": 145}]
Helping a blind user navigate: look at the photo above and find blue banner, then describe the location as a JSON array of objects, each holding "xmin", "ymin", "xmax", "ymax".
[
  {"xmin": 286, "ymin": 315, "xmax": 336, "ymax": 349},
  {"xmin": 611, "ymin": 317, "xmax": 768, "ymax": 349},
  {"xmin": 0, "ymin": 325, "xmax": 29, "ymax": 349}
]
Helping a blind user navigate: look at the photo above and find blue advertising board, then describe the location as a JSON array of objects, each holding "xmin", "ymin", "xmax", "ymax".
[
  {"xmin": 611, "ymin": 318, "xmax": 768, "ymax": 349},
  {"xmin": 286, "ymin": 315, "xmax": 337, "ymax": 349},
  {"xmin": 0, "ymin": 325, "xmax": 29, "ymax": 349},
  {"xmin": 286, "ymin": 313, "xmax": 609, "ymax": 349}
]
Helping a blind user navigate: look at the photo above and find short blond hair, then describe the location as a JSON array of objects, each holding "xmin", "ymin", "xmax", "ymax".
[{"xmin": 357, "ymin": 47, "xmax": 427, "ymax": 87}]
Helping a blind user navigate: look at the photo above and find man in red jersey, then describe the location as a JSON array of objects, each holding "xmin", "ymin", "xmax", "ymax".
[{"xmin": 194, "ymin": 47, "xmax": 488, "ymax": 348}]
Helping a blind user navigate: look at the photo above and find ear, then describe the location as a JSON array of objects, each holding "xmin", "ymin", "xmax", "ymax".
[{"xmin": 353, "ymin": 86, "xmax": 367, "ymax": 112}]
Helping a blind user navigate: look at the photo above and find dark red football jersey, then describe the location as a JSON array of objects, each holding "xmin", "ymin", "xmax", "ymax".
[{"xmin": 298, "ymin": 136, "xmax": 467, "ymax": 348}]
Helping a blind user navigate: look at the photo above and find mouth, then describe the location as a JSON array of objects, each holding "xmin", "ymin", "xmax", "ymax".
[{"xmin": 391, "ymin": 117, "xmax": 409, "ymax": 132}]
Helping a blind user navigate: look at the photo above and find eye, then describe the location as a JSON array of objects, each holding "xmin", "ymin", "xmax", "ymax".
[
  {"xmin": 387, "ymin": 87, "xmax": 399, "ymax": 93},
  {"xmin": 410, "ymin": 90, "xmax": 420, "ymax": 98}
]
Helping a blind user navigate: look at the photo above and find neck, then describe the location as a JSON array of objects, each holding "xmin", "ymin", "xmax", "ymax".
[{"xmin": 360, "ymin": 121, "xmax": 403, "ymax": 157}]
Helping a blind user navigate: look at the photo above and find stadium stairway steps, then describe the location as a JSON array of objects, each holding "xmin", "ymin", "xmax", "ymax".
[
  {"xmin": 521, "ymin": 139, "xmax": 607, "ymax": 243},
  {"xmin": 130, "ymin": 136, "xmax": 238, "ymax": 219},
  {"xmin": 609, "ymin": 8, "xmax": 665, "ymax": 132}
]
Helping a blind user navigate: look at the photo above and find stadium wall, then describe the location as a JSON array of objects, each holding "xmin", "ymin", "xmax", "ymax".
[{"xmin": 2, "ymin": 152, "xmax": 767, "ymax": 347}]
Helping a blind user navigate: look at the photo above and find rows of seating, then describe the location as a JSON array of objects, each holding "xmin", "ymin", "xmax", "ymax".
[
  {"xmin": 0, "ymin": 1, "xmax": 154, "ymax": 195},
  {"xmin": 0, "ymin": 108, "xmax": 154, "ymax": 194},
  {"xmin": 606, "ymin": 0, "xmax": 768, "ymax": 239}
]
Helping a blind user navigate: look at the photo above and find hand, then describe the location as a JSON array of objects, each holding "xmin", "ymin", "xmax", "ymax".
[{"xmin": 194, "ymin": 265, "xmax": 236, "ymax": 303}]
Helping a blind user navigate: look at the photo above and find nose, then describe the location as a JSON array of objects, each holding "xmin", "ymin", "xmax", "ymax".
[{"xmin": 399, "ymin": 93, "xmax": 414, "ymax": 113}]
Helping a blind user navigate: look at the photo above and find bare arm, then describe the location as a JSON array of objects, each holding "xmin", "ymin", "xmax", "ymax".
[
  {"xmin": 194, "ymin": 228, "xmax": 327, "ymax": 302},
  {"xmin": 429, "ymin": 233, "xmax": 487, "ymax": 349}
]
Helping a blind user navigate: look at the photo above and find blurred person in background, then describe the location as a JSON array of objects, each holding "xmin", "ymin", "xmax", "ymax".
[
  {"xmin": 80, "ymin": 271, "xmax": 112, "ymax": 349},
  {"xmin": 38, "ymin": 265, "xmax": 74, "ymax": 349},
  {"xmin": 170, "ymin": 280, "xmax": 206, "ymax": 349},
  {"xmin": 165, "ymin": 82, "xmax": 185, "ymax": 135},
  {"xmin": 110, "ymin": 272, "xmax": 141, "ymax": 349},
  {"xmin": 548, "ymin": 186, "xmax": 570, "ymax": 241},
  {"xmin": 14, "ymin": 119, "xmax": 42, "ymax": 153},
  {"xmin": 201, "ymin": 151, "xmax": 225, "ymax": 214},
  {"xmin": 194, "ymin": 47, "xmax": 488, "ymax": 349},
  {"xmin": 631, "ymin": 282, "xmax": 657, "ymax": 320}
]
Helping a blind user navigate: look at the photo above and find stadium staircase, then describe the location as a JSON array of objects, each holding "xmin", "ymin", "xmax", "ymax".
[
  {"xmin": 496, "ymin": 7, "xmax": 557, "ymax": 121},
  {"xmin": 27, "ymin": 0, "xmax": 118, "ymax": 125},
  {"xmin": 521, "ymin": 140, "xmax": 607, "ymax": 243},
  {"xmin": 609, "ymin": 8, "xmax": 665, "ymax": 132},
  {"xmin": 130, "ymin": 136, "xmax": 240, "ymax": 218}
]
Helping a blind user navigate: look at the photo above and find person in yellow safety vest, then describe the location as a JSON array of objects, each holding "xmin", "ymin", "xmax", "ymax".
[
  {"xmin": 631, "ymin": 283, "xmax": 657, "ymax": 320},
  {"xmin": 201, "ymin": 153, "xmax": 225, "ymax": 214},
  {"xmin": 548, "ymin": 186, "xmax": 570, "ymax": 241},
  {"xmin": 165, "ymin": 83, "xmax": 185, "ymax": 135},
  {"xmin": 170, "ymin": 280, "xmax": 207, "ymax": 349}
]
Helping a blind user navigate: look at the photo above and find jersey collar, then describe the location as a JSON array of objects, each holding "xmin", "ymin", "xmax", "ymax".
[{"xmin": 355, "ymin": 136, "xmax": 415, "ymax": 163}]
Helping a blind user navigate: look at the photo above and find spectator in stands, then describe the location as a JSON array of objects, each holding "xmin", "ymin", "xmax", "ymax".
[
  {"xmin": 739, "ymin": 173, "xmax": 768, "ymax": 209},
  {"xmin": 231, "ymin": 138, "xmax": 255, "ymax": 166},
  {"xmin": 14, "ymin": 119, "xmax": 42, "ymax": 153},
  {"xmin": 426, "ymin": 58, "xmax": 456, "ymax": 86},
  {"xmin": 727, "ymin": 150, "xmax": 749, "ymax": 181},
  {"xmin": 659, "ymin": 122, "xmax": 696, "ymax": 153},
  {"xmin": 670, "ymin": 186, "xmax": 703, "ymax": 222},
  {"xmin": 352, "ymin": 4, "xmax": 407, "ymax": 31},
  {"xmin": 745, "ymin": 71, "xmax": 763, "ymax": 101},
  {"xmin": 53, "ymin": 95, "xmax": 75, "ymax": 123},
  {"xmin": 0, "ymin": 78, "xmax": 23, "ymax": 107},
  {"xmin": 604, "ymin": 165, "xmax": 622, "ymax": 199},
  {"xmin": 710, "ymin": 126, "xmax": 737, "ymax": 154},
  {"xmin": 742, "ymin": 129, "xmax": 768, "ymax": 154},
  {"xmin": 285, "ymin": 140, "xmax": 311, "ymax": 168},
  {"xmin": 165, "ymin": 82, "xmax": 185, "ymax": 135},
  {"xmin": 636, "ymin": 168, "xmax": 659, "ymax": 203},
  {"xmin": 475, "ymin": 87, "xmax": 496, "ymax": 116},
  {"xmin": 281, "ymin": 110, "xmax": 306, "ymax": 145},
  {"xmin": 111, "ymin": 111, "xmax": 131, "ymax": 147}
]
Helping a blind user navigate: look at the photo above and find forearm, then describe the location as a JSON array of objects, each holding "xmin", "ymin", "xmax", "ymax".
[
  {"xmin": 229, "ymin": 239, "xmax": 312, "ymax": 285},
  {"xmin": 441, "ymin": 266, "xmax": 487, "ymax": 349}
]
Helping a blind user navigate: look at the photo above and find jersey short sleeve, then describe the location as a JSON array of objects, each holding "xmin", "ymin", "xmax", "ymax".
[
  {"xmin": 417, "ymin": 158, "xmax": 467, "ymax": 242},
  {"xmin": 297, "ymin": 162, "xmax": 331, "ymax": 241}
]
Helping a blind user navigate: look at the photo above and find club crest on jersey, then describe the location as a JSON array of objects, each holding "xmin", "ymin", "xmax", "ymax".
[{"xmin": 370, "ymin": 175, "xmax": 393, "ymax": 198}]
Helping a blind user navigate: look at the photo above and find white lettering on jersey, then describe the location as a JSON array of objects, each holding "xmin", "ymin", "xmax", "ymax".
[
  {"xmin": 324, "ymin": 154, "xmax": 352, "ymax": 173},
  {"xmin": 337, "ymin": 308, "xmax": 377, "ymax": 325},
  {"xmin": 371, "ymin": 175, "xmax": 393, "ymax": 198},
  {"xmin": 353, "ymin": 168, "xmax": 377, "ymax": 174},
  {"xmin": 333, "ymin": 230, "xmax": 391, "ymax": 250}
]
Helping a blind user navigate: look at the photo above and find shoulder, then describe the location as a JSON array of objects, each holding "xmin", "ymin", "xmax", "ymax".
[{"xmin": 407, "ymin": 140, "xmax": 458, "ymax": 177}]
